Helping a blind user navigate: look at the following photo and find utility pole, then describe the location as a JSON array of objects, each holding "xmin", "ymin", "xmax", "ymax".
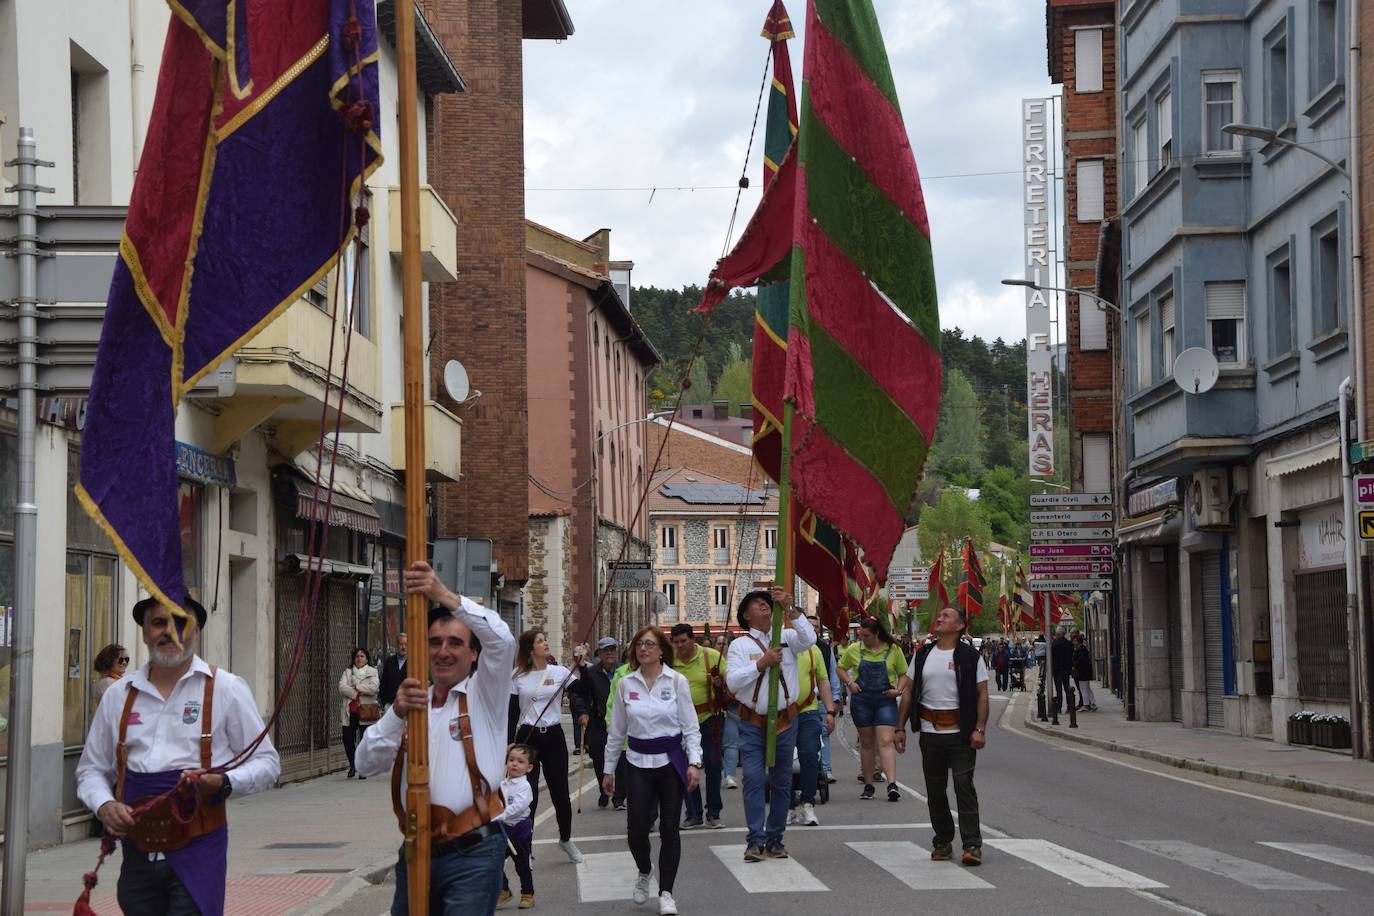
[{"xmin": 3, "ymin": 126, "xmax": 50, "ymax": 914}]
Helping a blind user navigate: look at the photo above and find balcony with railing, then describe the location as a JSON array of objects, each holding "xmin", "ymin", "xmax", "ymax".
[{"xmin": 660, "ymin": 546, "xmax": 679, "ymax": 565}]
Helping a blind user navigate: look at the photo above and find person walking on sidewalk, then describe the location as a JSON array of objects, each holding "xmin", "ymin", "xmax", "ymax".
[
  {"xmin": 1071, "ymin": 633, "xmax": 1097, "ymax": 711},
  {"xmin": 896, "ymin": 605, "xmax": 989, "ymax": 867},
  {"xmin": 339, "ymin": 647, "xmax": 380, "ymax": 778},
  {"xmin": 724, "ymin": 587, "xmax": 814, "ymax": 862},
  {"xmin": 992, "ymin": 641, "xmax": 1010, "ymax": 692},
  {"xmin": 511, "ymin": 630, "xmax": 584, "ymax": 864},
  {"xmin": 378, "ymin": 631, "xmax": 408, "ymax": 711},
  {"xmin": 809, "ymin": 615, "xmax": 842, "ymax": 785},
  {"xmin": 355, "ymin": 561, "xmax": 517, "ymax": 915},
  {"xmin": 670, "ymin": 623, "xmax": 726, "ymax": 829},
  {"xmin": 496, "ymin": 744, "xmax": 537, "ymax": 910},
  {"xmin": 604, "ymin": 626, "xmax": 702, "ymax": 916},
  {"xmin": 789, "ymin": 639, "xmax": 837, "ymax": 825},
  {"xmin": 571, "ymin": 636, "xmax": 619, "ymax": 808},
  {"xmin": 76, "ymin": 596, "xmax": 281, "ymax": 916},
  {"xmin": 1051, "ymin": 626, "xmax": 1073, "ymax": 713},
  {"xmin": 838, "ymin": 616, "xmax": 909, "ymax": 801}
]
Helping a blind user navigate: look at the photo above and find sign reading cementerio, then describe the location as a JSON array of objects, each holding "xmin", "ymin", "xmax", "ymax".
[{"xmin": 1022, "ymin": 98, "xmax": 1054, "ymax": 478}]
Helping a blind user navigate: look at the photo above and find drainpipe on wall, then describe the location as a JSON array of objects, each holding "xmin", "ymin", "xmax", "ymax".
[
  {"xmin": 1341, "ymin": 378, "xmax": 1365, "ymax": 758},
  {"xmin": 129, "ymin": 0, "xmax": 145, "ymax": 173}
]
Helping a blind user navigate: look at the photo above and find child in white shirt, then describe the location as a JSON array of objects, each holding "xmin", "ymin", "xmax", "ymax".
[{"xmin": 497, "ymin": 744, "xmax": 536, "ymax": 909}]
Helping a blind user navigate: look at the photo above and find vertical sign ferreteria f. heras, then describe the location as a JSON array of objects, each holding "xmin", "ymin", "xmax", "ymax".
[{"xmin": 1022, "ymin": 97, "xmax": 1054, "ymax": 477}]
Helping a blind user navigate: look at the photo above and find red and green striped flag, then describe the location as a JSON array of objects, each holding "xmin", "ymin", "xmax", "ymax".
[
  {"xmin": 958, "ymin": 538, "xmax": 984, "ymax": 616},
  {"xmin": 783, "ymin": 0, "xmax": 940, "ymax": 581}
]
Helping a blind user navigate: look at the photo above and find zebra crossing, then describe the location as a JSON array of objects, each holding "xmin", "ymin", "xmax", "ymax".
[{"xmin": 569, "ymin": 830, "xmax": 1374, "ymax": 902}]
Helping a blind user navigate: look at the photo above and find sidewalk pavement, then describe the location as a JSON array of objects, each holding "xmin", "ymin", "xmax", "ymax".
[
  {"xmin": 1018, "ymin": 680, "xmax": 1374, "ymax": 807},
  {"xmin": 14, "ymin": 773, "xmax": 399, "ymax": 914}
]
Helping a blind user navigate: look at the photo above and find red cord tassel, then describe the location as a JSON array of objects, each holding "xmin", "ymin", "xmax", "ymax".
[{"xmin": 72, "ymin": 834, "xmax": 117, "ymax": 915}]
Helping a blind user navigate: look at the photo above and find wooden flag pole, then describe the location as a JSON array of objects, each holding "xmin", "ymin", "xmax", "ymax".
[
  {"xmin": 394, "ymin": 0, "xmax": 432, "ymax": 908},
  {"xmin": 766, "ymin": 401, "xmax": 796, "ymax": 767}
]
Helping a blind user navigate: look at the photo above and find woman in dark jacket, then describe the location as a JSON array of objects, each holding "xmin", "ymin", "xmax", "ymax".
[{"xmin": 1071, "ymin": 633, "xmax": 1097, "ymax": 711}]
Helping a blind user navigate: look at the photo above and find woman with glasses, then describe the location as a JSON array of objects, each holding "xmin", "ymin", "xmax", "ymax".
[
  {"xmin": 91, "ymin": 644, "xmax": 129, "ymax": 703},
  {"xmin": 338, "ymin": 646, "xmax": 379, "ymax": 778},
  {"xmin": 603, "ymin": 626, "xmax": 701, "ymax": 916}
]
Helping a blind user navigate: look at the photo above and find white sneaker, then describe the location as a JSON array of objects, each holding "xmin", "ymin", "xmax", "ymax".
[
  {"xmin": 659, "ymin": 891, "xmax": 678, "ymax": 915},
  {"xmin": 723, "ymin": 775, "xmax": 738, "ymax": 789},
  {"xmin": 559, "ymin": 840, "xmax": 585, "ymax": 864},
  {"xmin": 799, "ymin": 802, "xmax": 819, "ymax": 826},
  {"xmin": 633, "ymin": 873, "xmax": 652, "ymax": 905},
  {"xmin": 786, "ymin": 808, "xmax": 798, "ymax": 825}
]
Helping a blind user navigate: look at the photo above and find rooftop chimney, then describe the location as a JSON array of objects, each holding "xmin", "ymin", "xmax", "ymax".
[{"xmin": 712, "ymin": 400, "xmax": 728, "ymax": 420}]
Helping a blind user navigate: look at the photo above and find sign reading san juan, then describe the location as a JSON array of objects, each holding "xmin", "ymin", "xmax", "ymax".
[{"xmin": 1030, "ymin": 543, "xmax": 1113, "ymax": 558}]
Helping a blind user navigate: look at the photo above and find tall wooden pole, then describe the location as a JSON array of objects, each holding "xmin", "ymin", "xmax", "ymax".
[
  {"xmin": 394, "ymin": 1, "xmax": 431, "ymax": 909},
  {"xmin": 765, "ymin": 401, "xmax": 796, "ymax": 766}
]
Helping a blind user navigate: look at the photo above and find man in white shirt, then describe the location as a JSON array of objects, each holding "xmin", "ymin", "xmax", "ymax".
[
  {"xmin": 355, "ymin": 561, "xmax": 516, "ymax": 915},
  {"xmin": 724, "ymin": 588, "xmax": 813, "ymax": 862},
  {"xmin": 76, "ymin": 596, "xmax": 280, "ymax": 916},
  {"xmin": 896, "ymin": 605, "xmax": 989, "ymax": 866}
]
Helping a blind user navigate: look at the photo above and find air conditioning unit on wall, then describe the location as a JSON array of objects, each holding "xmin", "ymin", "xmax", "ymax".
[{"xmin": 1188, "ymin": 467, "xmax": 1233, "ymax": 531}]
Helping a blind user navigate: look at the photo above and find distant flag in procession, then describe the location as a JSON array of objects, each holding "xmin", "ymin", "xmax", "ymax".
[
  {"xmin": 76, "ymin": 0, "xmax": 382, "ymax": 631},
  {"xmin": 998, "ymin": 594, "xmax": 1011, "ymax": 631},
  {"xmin": 957, "ymin": 537, "xmax": 984, "ymax": 616},
  {"xmin": 697, "ymin": 0, "xmax": 941, "ymax": 586},
  {"xmin": 1012, "ymin": 562, "xmax": 1036, "ymax": 630},
  {"xmin": 929, "ymin": 545, "xmax": 950, "ymax": 607}
]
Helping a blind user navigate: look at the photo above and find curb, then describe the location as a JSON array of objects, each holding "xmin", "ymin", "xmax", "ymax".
[
  {"xmin": 288, "ymin": 857, "xmax": 396, "ymax": 916},
  {"xmin": 1021, "ymin": 714, "xmax": 1374, "ymax": 807}
]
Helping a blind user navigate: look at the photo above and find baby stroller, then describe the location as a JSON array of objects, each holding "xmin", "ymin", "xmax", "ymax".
[
  {"xmin": 1008, "ymin": 657, "xmax": 1027, "ymax": 691},
  {"xmin": 763, "ymin": 745, "xmax": 830, "ymax": 805}
]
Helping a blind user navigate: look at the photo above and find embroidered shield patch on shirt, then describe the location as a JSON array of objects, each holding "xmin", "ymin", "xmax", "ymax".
[
  {"xmin": 449, "ymin": 718, "xmax": 461, "ymax": 740},
  {"xmin": 660, "ymin": 688, "xmax": 672, "ymax": 701},
  {"xmin": 127, "ymin": 711, "xmax": 143, "ymax": 726},
  {"xmin": 182, "ymin": 701, "xmax": 201, "ymax": 724},
  {"xmin": 628, "ymin": 691, "xmax": 640, "ymax": 701}
]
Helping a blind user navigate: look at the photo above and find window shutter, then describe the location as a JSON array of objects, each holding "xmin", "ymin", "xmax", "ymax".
[
  {"xmin": 1076, "ymin": 159, "xmax": 1104, "ymax": 222},
  {"xmin": 1160, "ymin": 295, "xmax": 1175, "ymax": 330},
  {"xmin": 1075, "ymin": 29, "xmax": 1103, "ymax": 93},
  {"xmin": 1080, "ymin": 291, "xmax": 1108, "ymax": 350},
  {"xmin": 1082, "ymin": 434, "xmax": 1111, "ymax": 493},
  {"xmin": 1205, "ymin": 282, "xmax": 1245, "ymax": 319}
]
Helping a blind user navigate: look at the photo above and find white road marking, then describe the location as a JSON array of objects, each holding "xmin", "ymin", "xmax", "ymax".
[
  {"xmin": 1125, "ymin": 840, "xmax": 1340, "ymax": 891},
  {"xmin": 1259, "ymin": 842, "xmax": 1374, "ymax": 876},
  {"xmin": 987, "ymin": 838, "xmax": 1166, "ymax": 888},
  {"xmin": 709, "ymin": 845, "xmax": 829, "ymax": 893},
  {"xmin": 847, "ymin": 841, "xmax": 993, "ymax": 889},
  {"xmin": 574, "ymin": 851, "xmax": 658, "ymax": 902}
]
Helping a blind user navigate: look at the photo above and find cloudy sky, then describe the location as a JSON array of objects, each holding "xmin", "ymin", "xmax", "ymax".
[{"xmin": 523, "ymin": 0, "xmax": 1061, "ymax": 346}]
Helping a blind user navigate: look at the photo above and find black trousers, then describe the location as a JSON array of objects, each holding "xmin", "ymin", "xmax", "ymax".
[
  {"xmin": 342, "ymin": 713, "xmax": 370, "ymax": 771},
  {"xmin": 501, "ymin": 833, "xmax": 534, "ymax": 895},
  {"xmin": 626, "ymin": 763, "xmax": 684, "ymax": 893},
  {"xmin": 117, "ymin": 851, "xmax": 202, "ymax": 915},
  {"xmin": 919, "ymin": 731, "xmax": 981, "ymax": 851},
  {"xmin": 517, "ymin": 722, "xmax": 573, "ymax": 842},
  {"xmin": 994, "ymin": 667, "xmax": 1009, "ymax": 691},
  {"xmin": 1052, "ymin": 670, "xmax": 1072, "ymax": 712},
  {"xmin": 585, "ymin": 721, "xmax": 609, "ymax": 801}
]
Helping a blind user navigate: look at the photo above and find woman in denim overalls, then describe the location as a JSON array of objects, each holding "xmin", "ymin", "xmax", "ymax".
[{"xmin": 838, "ymin": 617, "xmax": 911, "ymax": 801}]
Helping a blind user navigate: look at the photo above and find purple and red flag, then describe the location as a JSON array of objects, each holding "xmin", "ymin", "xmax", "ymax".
[{"xmin": 76, "ymin": 0, "xmax": 382, "ymax": 629}]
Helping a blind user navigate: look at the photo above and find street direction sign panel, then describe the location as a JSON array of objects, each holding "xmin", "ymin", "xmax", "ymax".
[
  {"xmin": 1031, "ymin": 527, "xmax": 1115, "ymax": 541},
  {"xmin": 1028, "ymin": 509, "xmax": 1114, "ymax": 524},
  {"xmin": 1353, "ymin": 440, "xmax": 1374, "ymax": 464},
  {"xmin": 1361, "ymin": 511, "xmax": 1374, "ymax": 541},
  {"xmin": 1358, "ymin": 475, "xmax": 1374, "ymax": 505},
  {"xmin": 1029, "ymin": 578, "xmax": 1113, "ymax": 591},
  {"xmin": 1028, "ymin": 492, "xmax": 1112, "ymax": 506},
  {"xmin": 1029, "ymin": 561, "xmax": 1114, "ymax": 575},
  {"xmin": 608, "ymin": 561, "xmax": 653, "ymax": 591},
  {"xmin": 1029, "ymin": 543, "xmax": 1113, "ymax": 558}
]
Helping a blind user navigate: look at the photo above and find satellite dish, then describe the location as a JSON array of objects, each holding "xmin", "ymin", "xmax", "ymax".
[
  {"xmin": 443, "ymin": 359, "xmax": 470, "ymax": 403},
  {"xmin": 1173, "ymin": 347, "xmax": 1219, "ymax": 395}
]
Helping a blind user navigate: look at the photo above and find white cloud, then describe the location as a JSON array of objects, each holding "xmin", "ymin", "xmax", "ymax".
[{"xmin": 523, "ymin": 1, "xmax": 1059, "ymax": 344}]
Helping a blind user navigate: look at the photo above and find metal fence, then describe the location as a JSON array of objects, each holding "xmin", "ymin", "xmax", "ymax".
[
  {"xmin": 275, "ymin": 573, "xmax": 355, "ymax": 782},
  {"xmin": 1294, "ymin": 569, "xmax": 1350, "ymax": 702}
]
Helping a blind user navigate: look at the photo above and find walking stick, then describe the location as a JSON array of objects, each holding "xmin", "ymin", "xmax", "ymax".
[{"xmin": 576, "ymin": 733, "xmax": 587, "ymax": 813}]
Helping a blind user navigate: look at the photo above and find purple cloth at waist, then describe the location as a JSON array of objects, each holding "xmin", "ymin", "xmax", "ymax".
[
  {"xmin": 504, "ymin": 815, "xmax": 534, "ymax": 845},
  {"xmin": 121, "ymin": 768, "xmax": 228, "ymax": 916},
  {"xmin": 627, "ymin": 734, "xmax": 689, "ymax": 789}
]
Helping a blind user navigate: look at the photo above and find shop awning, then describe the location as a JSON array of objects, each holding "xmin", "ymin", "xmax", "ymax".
[
  {"xmin": 1116, "ymin": 508, "xmax": 1181, "ymax": 545},
  {"xmin": 1265, "ymin": 438, "xmax": 1340, "ymax": 478},
  {"xmin": 284, "ymin": 553, "xmax": 375, "ymax": 579},
  {"xmin": 287, "ymin": 475, "xmax": 381, "ymax": 536}
]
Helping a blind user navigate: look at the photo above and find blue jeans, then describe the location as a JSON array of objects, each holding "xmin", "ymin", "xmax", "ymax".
[
  {"xmin": 820, "ymin": 721, "xmax": 833, "ymax": 773},
  {"xmin": 684, "ymin": 715, "xmax": 724, "ymax": 820},
  {"xmin": 392, "ymin": 831, "xmax": 505, "ymax": 915},
  {"xmin": 792, "ymin": 709, "xmax": 822, "ymax": 806},
  {"xmin": 721, "ymin": 707, "xmax": 741, "ymax": 778},
  {"xmin": 739, "ymin": 720, "xmax": 797, "ymax": 849}
]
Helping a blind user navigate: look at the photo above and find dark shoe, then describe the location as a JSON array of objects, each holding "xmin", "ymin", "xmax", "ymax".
[
  {"xmin": 614, "ymin": 800, "xmax": 627, "ymax": 811},
  {"xmin": 873, "ymin": 770, "xmax": 886, "ymax": 783},
  {"xmin": 860, "ymin": 784, "xmax": 876, "ymax": 800},
  {"xmin": 681, "ymin": 816, "xmax": 703, "ymax": 830},
  {"xmin": 962, "ymin": 847, "xmax": 983, "ymax": 866},
  {"xmin": 598, "ymin": 794, "xmax": 610, "ymax": 809},
  {"xmin": 825, "ymin": 772, "xmax": 836, "ymax": 784},
  {"xmin": 744, "ymin": 845, "xmax": 766, "ymax": 863},
  {"xmin": 931, "ymin": 844, "xmax": 953, "ymax": 861},
  {"xmin": 347, "ymin": 767, "xmax": 355, "ymax": 778},
  {"xmin": 358, "ymin": 774, "xmax": 367, "ymax": 780},
  {"xmin": 886, "ymin": 784, "xmax": 900, "ymax": 802},
  {"xmin": 767, "ymin": 843, "xmax": 789, "ymax": 859}
]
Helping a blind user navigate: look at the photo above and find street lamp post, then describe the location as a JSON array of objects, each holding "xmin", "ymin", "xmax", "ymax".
[{"xmin": 1221, "ymin": 122, "xmax": 1350, "ymax": 179}]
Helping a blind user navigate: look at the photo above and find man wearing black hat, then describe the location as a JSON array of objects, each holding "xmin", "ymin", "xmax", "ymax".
[
  {"xmin": 76, "ymin": 595, "xmax": 281, "ymax": 916},
  {"xmin": 570, "ymin": 635, "xmax": 619, "ymax": 808},
  {"xmin": 724, "ymin": 587, "xmax": 812, "ymax": 862}
]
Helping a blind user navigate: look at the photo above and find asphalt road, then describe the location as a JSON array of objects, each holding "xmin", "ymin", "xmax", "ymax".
[{"xmin": 331, "ymin": 691, "xmax": 1374, "ymax": 916}]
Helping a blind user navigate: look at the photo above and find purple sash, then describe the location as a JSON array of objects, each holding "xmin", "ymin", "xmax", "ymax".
[
  {"xmin": 122, "ymin": 769, "xmax": 228, "ymax": 916},
  {"xmin": 504, "ymin": 814, "xmax": 534, "ymax": 845},
  {"xmin": 627, "ymin": 734, "xmax": 689, "ymax": 789}
]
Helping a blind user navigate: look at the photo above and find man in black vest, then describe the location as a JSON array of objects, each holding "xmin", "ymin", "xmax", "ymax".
[{"xmin": 896, "ymin": 605, "xmax": 989, "ymax": 866}]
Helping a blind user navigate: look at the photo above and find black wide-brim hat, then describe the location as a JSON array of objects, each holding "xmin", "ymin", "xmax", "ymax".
[
  {"xmin": 735, "ymin": 589, "xmax": 774, "ymax": 629},
  {"xmin": 132, "ymin": 596, "xmax": 207, "ymax": 630}
]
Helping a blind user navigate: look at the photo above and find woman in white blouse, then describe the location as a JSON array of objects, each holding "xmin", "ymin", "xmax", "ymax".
[
  {"xmin": 338, "ymin": 647, "xmax": 379, "ymax": 779},
  {"xmin": 511, "ymin": 628, "xmax": 584, "ymax": 863},
  {"xmin": 603, "ymin": 626, "xmax": 702, "ymax": 916}
]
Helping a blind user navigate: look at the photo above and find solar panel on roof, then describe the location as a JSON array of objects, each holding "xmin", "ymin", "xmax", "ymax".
[{"xmin": 660, "ymin": 482, "xmax": 766, "ymax": 505}]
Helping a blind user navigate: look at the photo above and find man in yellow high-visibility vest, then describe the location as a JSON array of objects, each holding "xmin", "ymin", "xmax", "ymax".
[{"xmin": 671, "ymin": 623, "xmax": 727, "ymax": 829}]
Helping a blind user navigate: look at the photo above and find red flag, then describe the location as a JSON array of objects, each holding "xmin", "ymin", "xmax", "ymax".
[{"xmin": 959, "ymin": 538, "xmax": 984, "ymax": 616}]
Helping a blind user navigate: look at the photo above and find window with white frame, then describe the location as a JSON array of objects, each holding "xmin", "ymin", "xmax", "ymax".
[
  {"xmin": 1155, "ymin": 89, "xmax": 1172, "ymax": 171},
  {"xmin": 764, "ymin": 526, "xmax": 778, "ymax": 566},
  {"xmin": 1265, "ymin": 21, "xmax": 1291, "ymax": 128},
  {"xmin": 659, "ymin": 525, "xmax": 679, "ymax": 565},
  {"xmin": 1082, "ymin": 434, "xmax": 1111, "ymax": 493},
  {"xmin": 1075, "ymin": 28, "xmax": 1103, "ymax": 93},
  {"xmin": 1132, "ymin": 117, "xmax": 1149, "ymax": 198},
  {"xmin": 1269, "ymin": 245, "xmax": 1294, "ymax": 357},
  {"xmin": 1313, "ymin": 215, "xmax": 1343, "ymax": 336},
  {"xmin": 1076, "ymin": 159, "xmax": 1104, "ymax": 222},
  {"xmin": 1135, "ymin": 310, "xmax": 1152, "ymax": 389},
  {"xmin": 1313, "ymin": 0, "xmax": 1340, "ymax": 92},
  {"xmin": 713, "ymin": 582, "xmax": 730, "ymax": 618},
  {"xmin": 711, "ymin": 524, "xmax": 730, "ymax": 565},
  {"xmin": 1202, "ymin": 72, "xmax": 1242, "ymax": 154},
  {"xmin": 661, "ymin": 580, "xmax": 679, "ymax": 616},
  {"xmin": 1205, "ymin": 282, "xmax": 1246, "ymax": 366},
  {"xmin": 1159, "ymin": 292, "xmax": 1176, "ymax": 378}
]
